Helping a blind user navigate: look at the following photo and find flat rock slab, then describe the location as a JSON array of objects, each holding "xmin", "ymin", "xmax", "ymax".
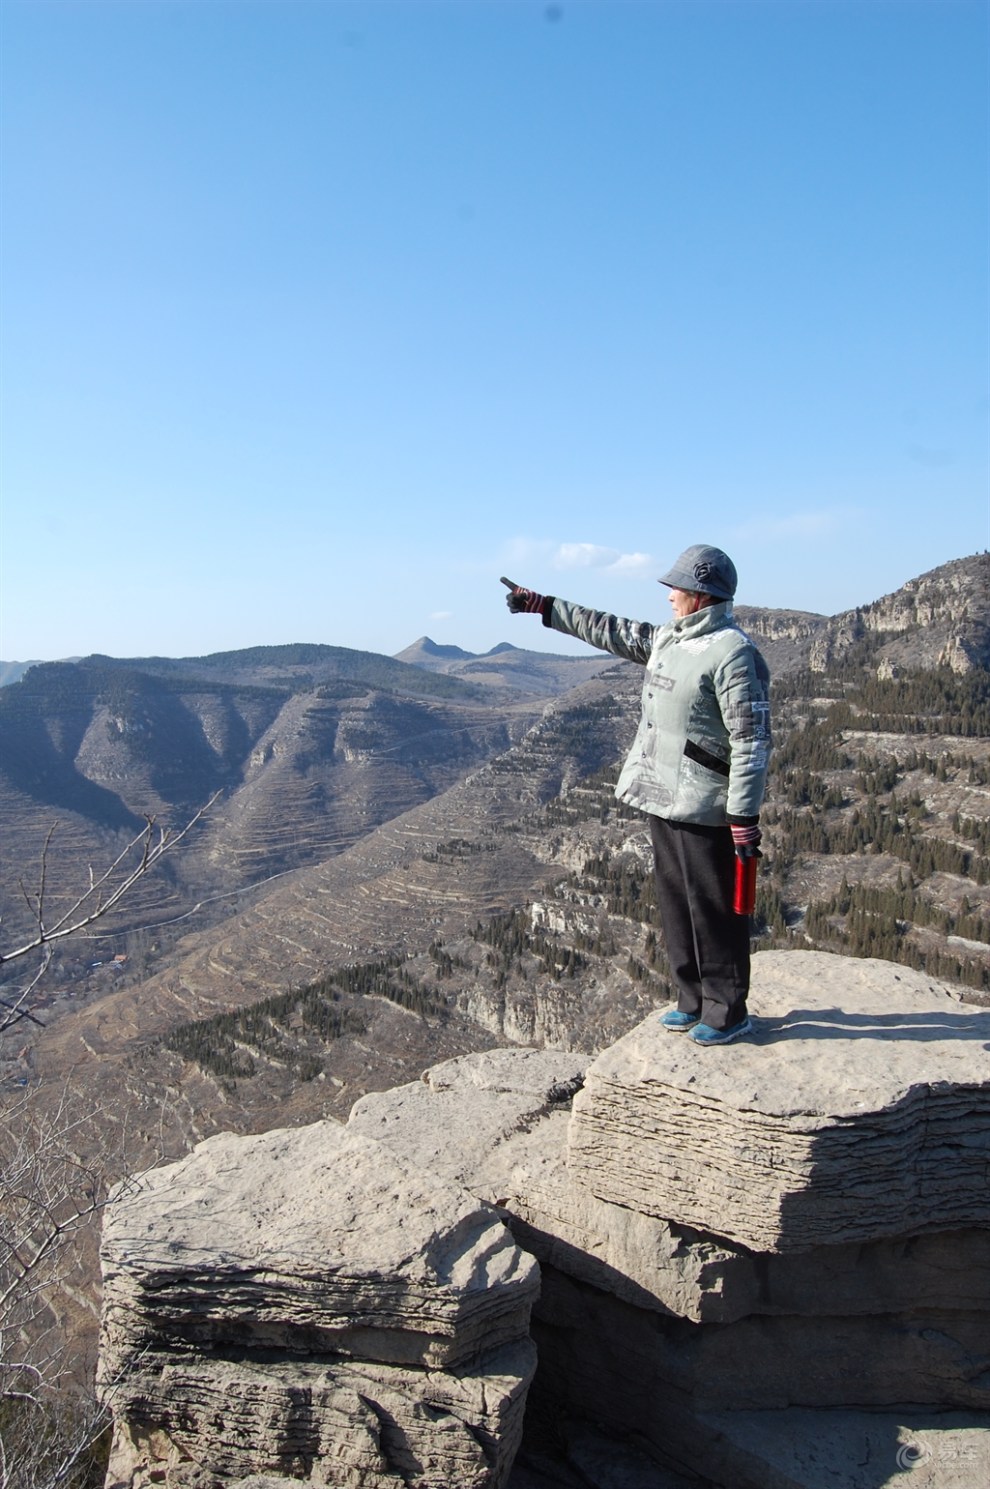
[
  {"xmin": 348, "ymin": 1047, "xmax": 587, "ymax": 1191},
  {"xmin": 568, "ymin": 950, "xmax": 990, "ymax": 1251},
  {"xmin": 351, "ymin": 1043, "xmax": 990, "ymax": 1324},
  {"xmin": 101, "ymin": 1121, "xmax": 538, "ymax": 1369},
  {"xmin": 351, "ymin": 1058, "xmax": 741, "ymax": 1322},
  {"xmin": 503, "ymin": 1114, "xmax": 990, "ymax": 1323}
]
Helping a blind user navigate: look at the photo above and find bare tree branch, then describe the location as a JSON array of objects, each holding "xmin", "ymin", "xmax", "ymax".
[
  {"xmin": 0, "ymin": 947, "xmax": 51, "ymax": 1031},
  {"xmin": 0, "ymin": 1082, "xmax": 148, "ymax": 1489},
  {"xmin": 0, "ymin": 791, "xmax": 222, "ymax": 1041},
  {"xmin": 1, "ymin": 790, "xmax": 222, "ymax": 968},
  {"xmin": 0, "ymin": 799, "xmax": 217, "ymax": 1487}
]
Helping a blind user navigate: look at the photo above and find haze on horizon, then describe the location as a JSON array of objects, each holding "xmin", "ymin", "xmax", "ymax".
[{"xmin": 1, "ymin": 0, "xmax": 986, "ymax": 665}]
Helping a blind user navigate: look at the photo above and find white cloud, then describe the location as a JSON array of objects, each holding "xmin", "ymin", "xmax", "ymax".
[
  {"xmin": 608, "ymin": 551, "xmax": 655, "ymax": 576},
  {"xmin": 429, "ymin": 610, "xmax": 453, "ymax": 621},
  {"xmin": 552, "ymin": 542, "xmax": 619, "ymax": 570},
  {"xmin": 551, "ymin": 543, "xmax": 656, "ymax": 576},
  {"xmin": 501, "ymin": 538, "xmax": 656, "ymax": 582}
]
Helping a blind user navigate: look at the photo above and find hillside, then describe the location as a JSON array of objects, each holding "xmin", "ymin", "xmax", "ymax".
[
  {"xmin": 0, "ymin": 641, "xmax": 576, "ymax": 963},
  {"xmin": 2, "ymin": 554, "xmax": 989, "ymax": 1453},
  {"xmin": 3, "ymin": 554, "xmax": 987, "ymax": 1053},
  {"xmin": 14, "ymin": 555, "xmax": 990, "ymax": 1140}
]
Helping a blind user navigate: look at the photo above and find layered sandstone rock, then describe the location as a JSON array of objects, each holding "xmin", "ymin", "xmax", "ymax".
[
  {"xmin": 568, "ymin": 952, "xmax": 990, "ymax": 1252},
  {"xmin": 100, "ymin": 1123, "xmax": 538, "ymax": 1488},
  {"xmin": 99, "ymin": 951, "xmax": 990, "ymax": 1489},
  {"xmin": 350, "ymin": 951, "xmax": 990, "ymax": 1487},
  {"xmin": 104, "ymin": 1346, "xmax": 534, "ymax": 1489}
]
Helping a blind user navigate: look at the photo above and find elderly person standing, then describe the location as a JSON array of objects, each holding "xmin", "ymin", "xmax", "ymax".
[{"xmin": 503, "ymin": 545, "xmax": 771, "ymax": 1046}]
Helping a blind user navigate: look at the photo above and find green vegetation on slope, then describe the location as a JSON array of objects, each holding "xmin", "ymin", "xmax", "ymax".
[{"xmin": 164, "ymin": 955, "xmax": 447, "ymax": 1087}]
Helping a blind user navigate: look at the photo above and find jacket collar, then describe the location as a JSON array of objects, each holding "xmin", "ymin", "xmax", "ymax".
[{"xmin": 669, "ymin": 599, "xmax": 734, "ymax": 637}]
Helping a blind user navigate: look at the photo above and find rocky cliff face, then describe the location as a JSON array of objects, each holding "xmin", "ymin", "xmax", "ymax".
[
  {"xmin": 862, "ymin": 553, "xmax": 988, "ymax": 633},
  {"xmin": 739, "ymin": 552, "xmax": 990, "ymax": 676},
  {"xmin": 98, "ymin": 951, "xmax": 990, "ymax": 1489},
  {"xmin": 732, "ymin": 605, "xmax": 829, "ymax": 678},
  {"xmin": 99, "ymin": 1123, "xmax": 539, "ymax": 1489},
  {"xmin": 811, "ymin": 553, "xmax": 990, "ymax": 674}
]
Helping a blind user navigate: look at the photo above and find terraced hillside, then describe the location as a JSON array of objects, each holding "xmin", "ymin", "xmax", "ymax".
[
  {"xmin": 0, "ymin": 643, "xmax": 579, "ymax": 971},
  {"xmin": 3, "ymin": 557, "xmax": 988, "ymax": 1427},
  {"xmin": 20, "ymin": 621, "xmax": 990, "ymax": 1157}
]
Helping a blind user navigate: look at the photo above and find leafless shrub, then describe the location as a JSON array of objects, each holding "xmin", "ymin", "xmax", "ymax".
[
  {"xmin": 1, "ymin": 793, "xmax": 221, "ymax": 1042},
  {"xmin": 0, "ymin": 797, "xmax": 219, "ymax": 1488}
]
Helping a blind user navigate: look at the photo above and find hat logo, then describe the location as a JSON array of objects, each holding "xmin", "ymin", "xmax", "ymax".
[{"xmin": 694, "ymin": 561, "xmax": 714, "ymax": 582}]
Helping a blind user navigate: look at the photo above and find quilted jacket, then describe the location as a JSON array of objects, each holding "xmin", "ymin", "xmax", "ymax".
[{"xmin": 544, "ymin": 597, "xmax": 771, "ymax": 825}]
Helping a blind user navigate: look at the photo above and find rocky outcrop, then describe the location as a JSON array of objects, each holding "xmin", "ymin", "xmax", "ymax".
[
  {"xmin": 737, "ymin": 553, "xmax": 990, "ymax": 676},
  {"xmin": 348, "ymin": 953, "xmax": 990, "ymax": 1487},
  {"xmin": 99, "ymin": 1124, "xmax": 539, "ymax": 1488},
  {"xmin": 733, "ymin": 609, "xmax": 826, "ymax": 644},
  {"xmin": 568, "ymin": 951, "xmax": 990, "ymax": 1252},
  {"xmin": 99, "ymin": 952, "xmax": 990, "ymax": 1488},
  {"xmin": 808, "ymin": 609, "xmax": 866, "ymax": 672},
  {"xmin": 861, "ymin": 554, "xmax": 988, "ymax": 636},
  {"xmin": 811, "ymin": 552, "xmax": 990, "ymax": 674}
]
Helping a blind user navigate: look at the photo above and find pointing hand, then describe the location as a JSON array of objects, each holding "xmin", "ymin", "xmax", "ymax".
[{"xmin": 501, "ymin": 577, "xmax": 547, "ymax": 615}]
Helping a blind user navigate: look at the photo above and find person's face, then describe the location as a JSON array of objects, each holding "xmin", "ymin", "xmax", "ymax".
[{"xmin": 668, "ymin": 587, "xmax": 705, "ymax": 619}]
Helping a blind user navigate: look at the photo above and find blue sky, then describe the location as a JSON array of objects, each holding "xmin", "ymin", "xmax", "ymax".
[{"xmin": 1, "ymin": 0, "xmax": 987, "ymax": 662}]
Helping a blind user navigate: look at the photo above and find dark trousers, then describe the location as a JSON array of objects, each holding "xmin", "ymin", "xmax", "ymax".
[{"xmin": 648, "ymin": 815, "xmax": 750, "ymax": 1031}]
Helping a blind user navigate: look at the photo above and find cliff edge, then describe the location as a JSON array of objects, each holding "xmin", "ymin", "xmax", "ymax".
[{"xmin": 98, "ymin": 951, "xmax": 990, "ymax": 1489}]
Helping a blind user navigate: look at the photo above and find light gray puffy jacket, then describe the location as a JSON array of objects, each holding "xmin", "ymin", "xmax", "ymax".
[{"xmin": 545, "ymin": 597, "xmax": 771, "ymax": 825}]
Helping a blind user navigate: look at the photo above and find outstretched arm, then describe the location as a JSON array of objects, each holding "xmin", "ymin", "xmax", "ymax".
[{"xmin": 502, "ymin": 578, "xmax": 655, "ymax": 664}]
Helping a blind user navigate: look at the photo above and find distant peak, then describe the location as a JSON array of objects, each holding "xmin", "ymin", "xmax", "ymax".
[
  {"xmin": 397, "ymin": 637, "xmax": 476, "ymax": 661},
  {"xmin": 484, "ymin": 642, "xmax": 521, "ymax": 657}
]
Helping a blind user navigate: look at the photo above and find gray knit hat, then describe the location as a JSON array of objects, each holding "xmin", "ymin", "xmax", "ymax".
[{"xmin": 658, "ymin": 544, "xmax": 737, "ymax": 600}]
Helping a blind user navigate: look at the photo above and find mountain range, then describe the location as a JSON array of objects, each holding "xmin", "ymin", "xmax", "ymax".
[
  {"xmin": 2, "ymin": 551, "xmax": 988, "ymax": 1423},
  {"xmin": 2, "ymin": 553, "xmax": 986, "ymax": 974}
]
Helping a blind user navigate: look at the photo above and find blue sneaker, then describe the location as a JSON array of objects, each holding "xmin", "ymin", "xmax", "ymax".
[
  {"xmin": 660, "ymin": 1009, "xmax": 700, "ymax": 1032},
  {"xmin": 689, "ymin": 1018, "xmax": 753, "ymax": 1047}
]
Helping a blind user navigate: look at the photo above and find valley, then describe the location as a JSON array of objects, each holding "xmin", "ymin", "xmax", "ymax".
[{"xmin": 1, "ymin": 553, "xmax": 988, "ymax": 1417}]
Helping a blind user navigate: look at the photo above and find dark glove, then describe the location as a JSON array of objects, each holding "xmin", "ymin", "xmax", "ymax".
[
  {"xmin": 730, "ymin": 822, "xmax": 762, "ymax": 858},
  {"xmin": 501, "ymin": 577, "xmax": 547, "ymax": 615}
]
